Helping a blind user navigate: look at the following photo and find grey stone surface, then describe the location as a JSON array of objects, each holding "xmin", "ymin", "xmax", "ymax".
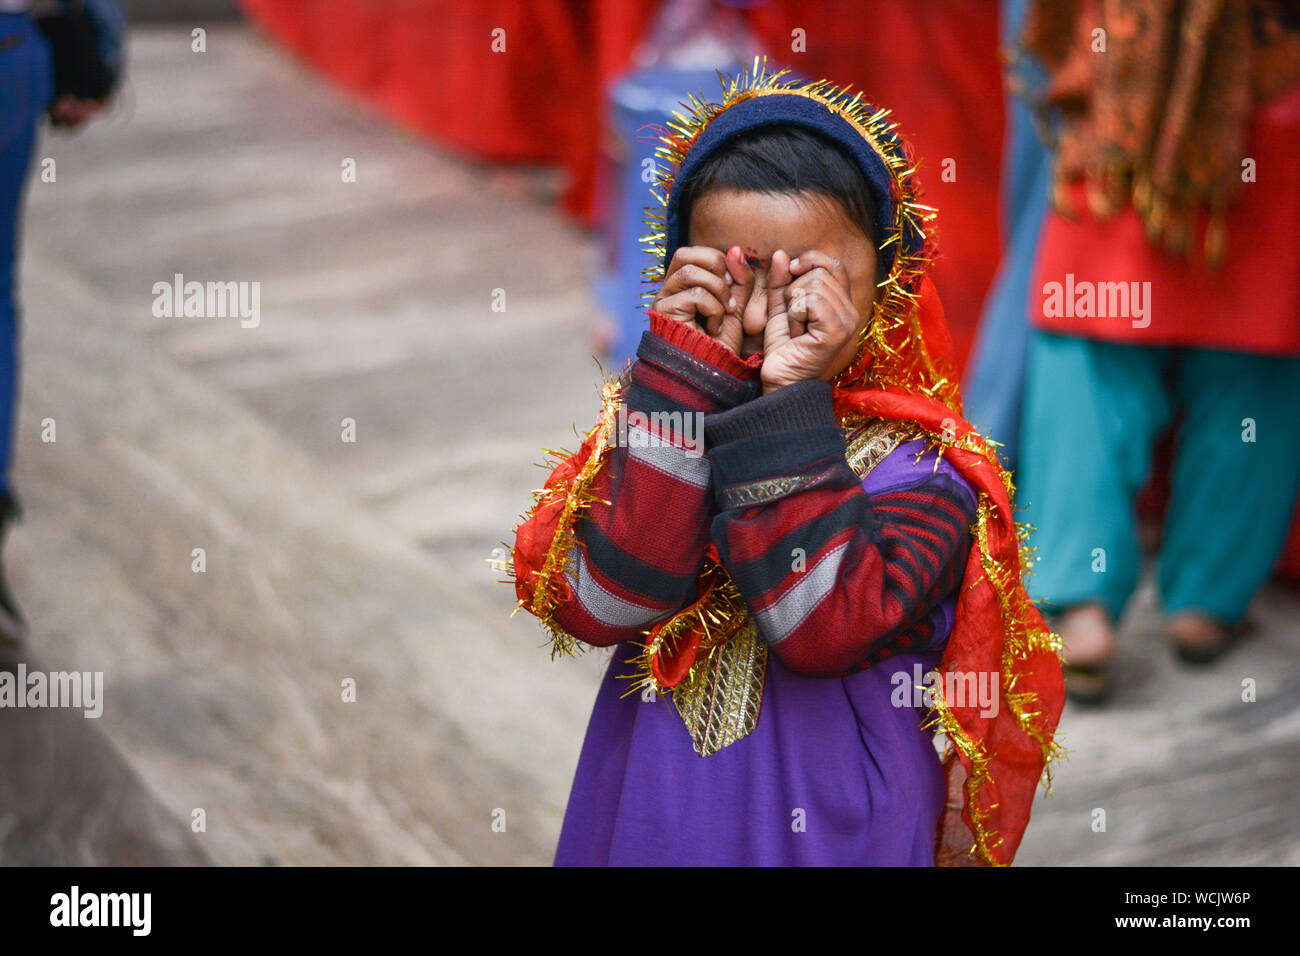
[{"xmin": 3, "ymin": 24, "xmax": 1297, "ymax": 866}]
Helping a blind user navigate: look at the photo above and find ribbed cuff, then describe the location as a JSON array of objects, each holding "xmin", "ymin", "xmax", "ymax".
[
  {"xmin": 637, "ymin": 312, "xmax": 762, "ymax": 410},
  {"xmin": 647, "ymin": 310, "xmax": 762, "ymax": 380},
  {"xmin": 705, "ymin": 381, "xmax": 849, "ymax": 506},
  {"xmin": 704, "ymin": 379, "xmax": 837, "ymax": 447}
]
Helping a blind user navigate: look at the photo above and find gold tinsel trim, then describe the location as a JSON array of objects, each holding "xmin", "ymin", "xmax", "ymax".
[
  {"xmin": 617, "ymin": 568, "xmax": 752, "ymax": 702},
  {"xmin": 514, "ymin": 373, "xmax": 625, "ymax": 659},
  {"xmin": 922, "ymin": 680, "xmax": 1000, "ymax": 860}
]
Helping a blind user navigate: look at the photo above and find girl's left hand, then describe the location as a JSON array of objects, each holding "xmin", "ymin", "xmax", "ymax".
[{"xmin": 759, "ymin": 250, "xmax": 859, "ymax": 394}]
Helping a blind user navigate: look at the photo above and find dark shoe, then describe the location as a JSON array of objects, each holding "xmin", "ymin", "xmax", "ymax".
[
  {"xmin": 1049, "ymin": 602, "xmax": 1117, "ymax": 705},
  {"xmin": 1166, "ymin": 611, "xmax": 1247, "ymax": 665},
  {"xmin": 1060, "ymin": 661, "xmax": 1113, "ymax": 706}
]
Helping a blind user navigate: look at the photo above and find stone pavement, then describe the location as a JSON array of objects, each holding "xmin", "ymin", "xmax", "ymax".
[{"xmin": 2, "ymin": 24, "xmax": 1297, "ymax": 865}]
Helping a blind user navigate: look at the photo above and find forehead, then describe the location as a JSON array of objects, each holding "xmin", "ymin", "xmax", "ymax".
[{"xmin": 687, "ymin": 189, "xmax": 874, "ymax": 262}]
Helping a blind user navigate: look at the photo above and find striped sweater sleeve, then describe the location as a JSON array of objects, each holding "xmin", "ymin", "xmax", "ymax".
[
  {"xmin": 513, "ymin": 311, "xmax": 761, "ymax": 646},
  {"xmin": 704, "ymin": 379, "xmax": 977, "ymax": 677}
]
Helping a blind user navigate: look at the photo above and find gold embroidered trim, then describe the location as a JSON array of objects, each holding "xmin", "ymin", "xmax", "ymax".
[
  {"xmin": 719, "ymin": 473, "xmax": 818, "ymax": 510},
  {"xmin": 844, "ymin": 418, "xmax": 913, "ymax": 479},
  {"xmin": 672, "ymin": 622, "xmax": 767, "ymax": 757}
]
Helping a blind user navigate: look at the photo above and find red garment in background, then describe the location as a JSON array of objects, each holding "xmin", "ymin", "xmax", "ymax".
[
  {"xmin": 744, "ymin": 0, "xmax": 1005, "ymax": 375},
  {"xmin": 1031, "ymin": 86, "xmax": 1300, "ymax": 354},
  {"xmin": 1030, "ymin": 85, "xmax": 1300, "ymax": 581},
  {"xmin": 237, "ymin": 0, "xmax": 1004, "ymax": 372},
  {"xmin": 237, "ymin": 0, "xmax": 658, "ymax": 223}
]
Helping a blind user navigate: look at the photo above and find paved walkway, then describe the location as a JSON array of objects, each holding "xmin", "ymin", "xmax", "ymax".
[{"xmin": 3, "ymin": 24, "xmax": 1297, "ymax": 865}]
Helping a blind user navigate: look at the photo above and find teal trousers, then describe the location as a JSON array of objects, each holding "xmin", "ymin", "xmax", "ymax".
[{"xmin": 1018, "ymin": 331, "xmax": 1300, "ymax": 624}]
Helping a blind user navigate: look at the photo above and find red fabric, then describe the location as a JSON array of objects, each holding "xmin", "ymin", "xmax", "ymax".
[
  {"xmin": 647, "ymin": 309, "xmax": 762, "ymax": 377},
  {"xmin": 238, "ymin": 0, "xmax": 1003, "ymax": 372},
  {"xmin": 237, "ymin": 0, "xmax": 658, "ymax": 222},
  {"xmin": 832, "ymin": 277, "xmax": 1065, "ymax": 866},
  {"xmin": 1031, "ymin": 85, "xmax": 1300, "ymax": 354},
  {"xmin": 1281, "ymin": 508, "xmax": 1300, "ymax": 582},
  {"xmin": 744, "ymin": 0, "xmax": 1005, "ymax": 372}
]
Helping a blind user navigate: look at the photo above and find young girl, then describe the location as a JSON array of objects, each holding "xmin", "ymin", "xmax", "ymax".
[{"xmin": 511, "ymin": 61, "xmax": 1065, "ymax": 866}]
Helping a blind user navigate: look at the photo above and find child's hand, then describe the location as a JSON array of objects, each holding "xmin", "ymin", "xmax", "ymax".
[
  {"xmin": 653, "ymin": 246, "xmax": 746, "ymax": 353},
  {"xmin": 759, "ymin": 250, "xmax": 860, "ymax": 394}
]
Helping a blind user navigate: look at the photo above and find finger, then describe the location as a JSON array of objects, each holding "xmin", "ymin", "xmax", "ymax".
[
  {"xmin": 789, "ymin": 250, "xmax": 852, "ymax": 302},
  {"xmin": 788, "ymin": 273, "xmax": 854, "ymax": 345},
  {"xmin": 767, "ymin": 249, "xmax": 794, "ymax": 295},
  {"xmin": 786, "ymin": 279, "xmax": 810, "ymax": 339},
  {"xmin": 765, "ymin": 250, "xmax": 795, "ymax": 330},
  {"xmin": 655, "ymin": 287, "xmax": 726, "ymax": 329},
  {"xmin": 762, "ymin": 301, "xmax": 791, "ymax": 354},
  {"xmin": 713, "ymin": 309, "xmax": 743, "ymax": 354},
  {"xmin": 660, "ymin": 262, "xmax": 730, "ymax": 304},
  {"xmin": 664, "ymin": 246, "xmax": 728, "ymax": 285},
  {"xmin": 724, "ymin": 245, "xmax": 756, "ymax": 317},
  {"xmin": 742, "ymin": 262, "xmax": 771, "ymax": 340}
]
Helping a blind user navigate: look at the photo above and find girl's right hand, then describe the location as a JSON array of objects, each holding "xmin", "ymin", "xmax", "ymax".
[{"xmin": 653, "ymin": 246, "xmax": 747, "ymax": 354}]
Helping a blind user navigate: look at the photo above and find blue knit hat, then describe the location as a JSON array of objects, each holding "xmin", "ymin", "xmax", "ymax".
[
  {"xmin": 641, "ymin": 59, "xmax": 939, "ymax": 397},
  {"xmin": 650, "ymin": 63, "xmax": 928, "ymax": 285}
]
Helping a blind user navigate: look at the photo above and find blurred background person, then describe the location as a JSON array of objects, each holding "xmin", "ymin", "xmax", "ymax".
[
  {"xmin": 0, "ymin": 0, "xmax": 124, "ymax": 654},
  {"xmin": 1000, "ymin": 0, "xmax": 1300, "ymax": 701}
]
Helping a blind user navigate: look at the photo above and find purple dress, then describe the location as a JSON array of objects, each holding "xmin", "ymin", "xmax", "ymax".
[{"xmin": 554, "ymin": 439, "xmax": 976, "ymax": 866}]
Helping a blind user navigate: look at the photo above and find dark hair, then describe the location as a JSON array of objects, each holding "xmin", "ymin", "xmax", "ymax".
[{"xmin": 676, "ymin": 124, "xmax": 886, "ymax": 279}]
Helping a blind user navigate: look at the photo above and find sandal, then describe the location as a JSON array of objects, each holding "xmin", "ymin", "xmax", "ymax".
[
  {"xmin": 1166, "ymin": 611, "xmax": 1248, "ymax": 665},
  {"xmin": 1048, "ymin": 603, "xmax": 1117, "ymax": 705},
  {"xmin": 1060, "ymin": 661, "xmax": 1113, "ymax": 705}
]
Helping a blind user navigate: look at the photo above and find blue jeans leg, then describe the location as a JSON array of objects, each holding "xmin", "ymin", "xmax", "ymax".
[{"xmin": 0, "ymin": 13, "xmax": 52, "ymax": 498}]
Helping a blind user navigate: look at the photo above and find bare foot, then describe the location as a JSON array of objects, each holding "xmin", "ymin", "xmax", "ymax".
[{"xmin": 1058, "ymin": 603, "xmax": 1116, "ymax": 666}]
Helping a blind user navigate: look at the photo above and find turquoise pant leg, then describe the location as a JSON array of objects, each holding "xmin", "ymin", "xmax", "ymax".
[
  {"xmin": 1018, "ymin": 332, "xmax": 1172, "ymax": 618},
  {"xmin": 1159, "ymin": 349, "xmax": 1300, "ymax": 623}
]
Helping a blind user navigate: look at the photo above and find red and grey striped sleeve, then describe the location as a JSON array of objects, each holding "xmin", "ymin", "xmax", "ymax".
[
  {"xmin": 704, "ymin": 379, "xmax": 977, "ymax": 677},
  {"xmin": 542, "ymin": 312, "xmax": 762, "ymax": 646}
]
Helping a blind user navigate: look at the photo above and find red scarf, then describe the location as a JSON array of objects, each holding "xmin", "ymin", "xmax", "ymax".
[{"xmin": 834, "ymin": 277, "xmax": 1066, "ymax": 865}]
